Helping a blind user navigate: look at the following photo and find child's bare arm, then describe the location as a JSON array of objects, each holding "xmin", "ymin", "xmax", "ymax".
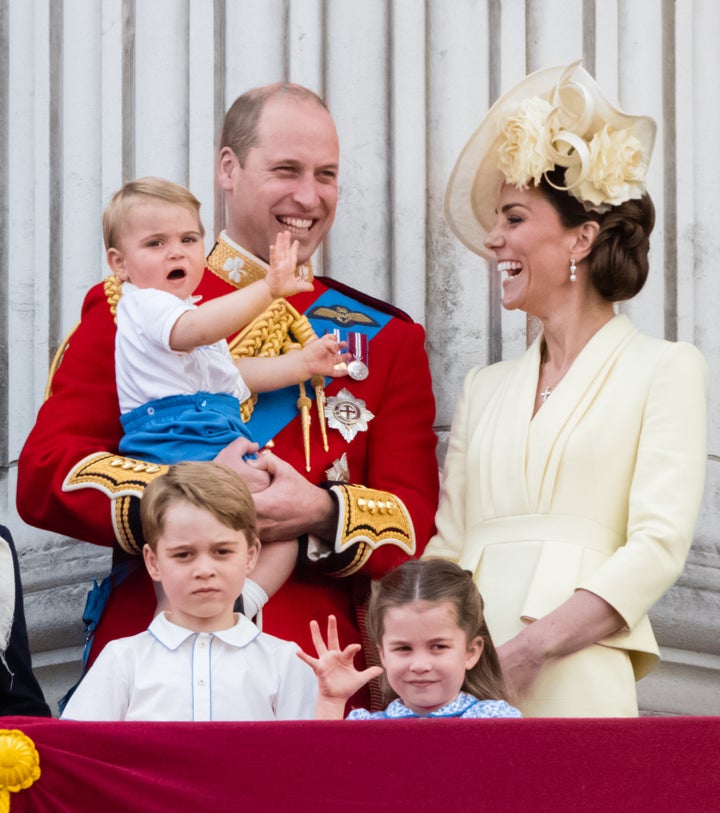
[
  {"xmin": 296, "ymin": 615, "xmax": 384, "ymax": 719},
  {"xmin": 169, "ymin": 231, "xmax": 313, "ymax": 352},
  {"xmin": 248, "ymin": 538, "xmax": 299, "ymax": 600},
  {"xmin": 236, "ymin": 334, "xmax": 349, "ymax": 393},
  {"xmin": 169, "ymin": 283, "xmax": 277, "ymax": 351}
]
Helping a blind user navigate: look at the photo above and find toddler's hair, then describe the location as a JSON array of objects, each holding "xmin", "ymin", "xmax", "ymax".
[
  {"xmin": 102, "ymin": 176, "xmax": 205, "ymax": 251},
  {"xmin": 141, "ymin": 461, "xmax": 257, "ymax": 552},
  {"xmin": 367, "ymin": 558, "xmax": 510, "ymax": 703}
]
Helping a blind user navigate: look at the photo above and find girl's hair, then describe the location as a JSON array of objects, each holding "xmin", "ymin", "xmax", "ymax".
[
  {"xmin": 539, "ymin": 167, "xmax": 655, "ymax": 302},
  {"xmin": 102, "ymin": 176, "xmax": 205, "ymax": 251},
  {"xmin": 367, "ymin": 558, "xmax": 510, "ymax": 703}
]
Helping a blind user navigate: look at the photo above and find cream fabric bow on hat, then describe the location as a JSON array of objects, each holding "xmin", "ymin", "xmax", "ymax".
[{"xmin": 445, "ymin": 61, "xmax": 656, "ymax": 258}]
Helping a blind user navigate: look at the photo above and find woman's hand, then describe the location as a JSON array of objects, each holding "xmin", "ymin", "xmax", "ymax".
[
  {"xmin": 496, "ymin": 635, "xmax": 545, "ymax": 704},
  {"xmin": 296, "ymin": 615, "xmax": 384, "ymax": 719},
  {"xmin": 497, "ymin": 589, "xmax": 626, "ymax": 705}
]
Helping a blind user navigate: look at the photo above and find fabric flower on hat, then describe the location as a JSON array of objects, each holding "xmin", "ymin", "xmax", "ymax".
[
  {"xmin": 497, "ymin": 97, "xmax": 554, "ymax": 188},
  {"xmin": 567, "ymin": 124, "xmax": 647, "ymax": 208}
]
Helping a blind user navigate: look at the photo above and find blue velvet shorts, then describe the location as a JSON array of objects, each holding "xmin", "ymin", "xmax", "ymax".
[{"xmin": 119, "ymin": 391, "xmax": 254, "ymax": 464}]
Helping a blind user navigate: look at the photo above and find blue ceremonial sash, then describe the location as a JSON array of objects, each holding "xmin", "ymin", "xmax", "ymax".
[{"xmin": 245, "ymin": 288, "xmax": 392, "ymax": 446}]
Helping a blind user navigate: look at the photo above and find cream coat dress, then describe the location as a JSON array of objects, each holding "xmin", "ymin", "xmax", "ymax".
[{"xmin": 423, "ymin": 315, "xmax": 707, "ymax": 717}]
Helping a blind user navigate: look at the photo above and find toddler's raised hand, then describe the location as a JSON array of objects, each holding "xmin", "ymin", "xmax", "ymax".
[
  {"xmin": 266, "ymin": 230, "xmax": 314, "ymax": 297},
  {"xmin": 298, "ymin": 334, "xmax": 350, "ymax": 379}
]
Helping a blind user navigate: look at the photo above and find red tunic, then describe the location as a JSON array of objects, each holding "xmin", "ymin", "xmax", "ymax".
[{"xmin": 17, "ymin": 239, "xmax": 439, "ymax": 699}]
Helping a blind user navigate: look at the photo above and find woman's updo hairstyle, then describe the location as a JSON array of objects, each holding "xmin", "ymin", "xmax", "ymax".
[{"xmin": 540, "ymin": 166, "xmax": 655, "ymax": 302}]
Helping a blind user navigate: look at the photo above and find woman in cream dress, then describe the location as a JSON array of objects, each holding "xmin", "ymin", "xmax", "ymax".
[{"xmin": 423, "ymin": 63, "xmax": 707, "ymax": 717}]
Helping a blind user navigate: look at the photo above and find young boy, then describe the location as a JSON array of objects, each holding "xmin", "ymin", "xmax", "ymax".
[
  {"xmin": 60, "ymin": 461, "xmax": 318, "ymax": 721},
  {"xmin": 105, "ymin": 177, "xmax": 348, "ymax": 618}
]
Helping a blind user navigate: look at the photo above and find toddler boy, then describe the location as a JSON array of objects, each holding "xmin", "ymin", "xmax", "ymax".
[{"xmin": 105, "ymin": 177, "xmax": 348, "ymax": 621}]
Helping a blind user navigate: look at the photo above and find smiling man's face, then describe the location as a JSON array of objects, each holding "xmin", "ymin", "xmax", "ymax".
[
  {"xmin": 106, "ymin": 199, "xmax": 206, "ymax": 300},
  {"xmin": 218, "ymin": 95, "xmax": 340, "ymax": 265}
]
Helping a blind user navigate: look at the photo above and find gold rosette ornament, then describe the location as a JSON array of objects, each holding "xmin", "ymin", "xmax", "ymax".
[{"xmin": 0, "ymin": 729, "xmax": 41, "ymax": 812}]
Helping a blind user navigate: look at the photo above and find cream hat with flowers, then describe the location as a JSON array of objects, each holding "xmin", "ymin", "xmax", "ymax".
[{"xmin": 445, "ymin": 61, "xmax": 656, "ymax": 258}]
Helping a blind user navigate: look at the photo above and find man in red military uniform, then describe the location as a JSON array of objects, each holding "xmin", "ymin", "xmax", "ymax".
[{"xmin": 16, "ymin": 84, "xmax": 439, "ymax": 702}]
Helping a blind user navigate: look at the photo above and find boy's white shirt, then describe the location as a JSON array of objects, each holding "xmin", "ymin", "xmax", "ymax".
[
  {"xmin": 115, "ymin": 283, "xmax": 250, "ymax": 414},
  {"xmin": 61, "ymin": 612, "xmax": 317, "ymax": 721}
]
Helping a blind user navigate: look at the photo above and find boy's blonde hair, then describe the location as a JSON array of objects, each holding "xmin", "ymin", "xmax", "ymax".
[
  {"xmin": 102, "ymin": 176, "xmax": 205, "ymax": 251},
  {"xmin": 141, "ymin": 462, "xmax": 257, "ymax": 552}
]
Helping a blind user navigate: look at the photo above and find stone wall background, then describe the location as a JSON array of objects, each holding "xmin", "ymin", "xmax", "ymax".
[{"xmin": 1, "ymin": 0, "xmax": 718, "ymax": 715}]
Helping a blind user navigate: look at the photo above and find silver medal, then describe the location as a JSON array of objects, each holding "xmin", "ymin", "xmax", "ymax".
[
  {"xmin": 347, "ymin": 331, "xmax": 369, "ymax": 381},
  {"xmin": 347, "ymin": 359, "xmax": 369, "ymax": 381}
]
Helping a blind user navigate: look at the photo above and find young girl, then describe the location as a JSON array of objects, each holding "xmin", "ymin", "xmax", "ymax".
[{"xmin": 297, "ymin": 559, "xmax": 522, "ymax": 719}]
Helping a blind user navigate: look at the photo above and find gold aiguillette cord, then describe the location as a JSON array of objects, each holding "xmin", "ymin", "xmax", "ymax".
[
  {"xmin": 288, "ymin": 342, "xmax": 313, "ymax": 472},
  {"xmin": 297, "ymin": 380, "xmax": 312, "ymax": 472},
  {"xmin": 311, "ymin": 375, "xmax": 329, "ymax": 452}
]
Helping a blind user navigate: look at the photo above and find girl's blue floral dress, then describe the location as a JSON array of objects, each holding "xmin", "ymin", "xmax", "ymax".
[{"xmin": 347, "ymin": 691, "xmax": 522, "ymax": 719}]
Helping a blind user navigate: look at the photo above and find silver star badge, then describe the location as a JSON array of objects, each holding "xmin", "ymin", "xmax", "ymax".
[{"xmin": 325, "ymin": 388, "xmax": 374, "ymax": 443}]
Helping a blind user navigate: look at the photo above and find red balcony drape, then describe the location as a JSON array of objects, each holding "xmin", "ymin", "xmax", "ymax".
[{"xmin": 3, "ymin": 715, "xmax": 719, "ymax": 812}]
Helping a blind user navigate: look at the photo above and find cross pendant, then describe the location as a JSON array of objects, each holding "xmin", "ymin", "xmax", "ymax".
[{"xmin": 540, "ymin": 386, "xmax": 552, "ymax": 401}]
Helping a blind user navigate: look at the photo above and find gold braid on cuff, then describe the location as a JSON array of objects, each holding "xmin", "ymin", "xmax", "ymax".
[{"xmin": 324, "ymin": 483, "xmax": 416, "ymax": 577}]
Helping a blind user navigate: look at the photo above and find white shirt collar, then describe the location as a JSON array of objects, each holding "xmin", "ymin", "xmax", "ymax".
[{"xmin": 148, "ymin": 612, "xmax": 261, "ymax": 651}]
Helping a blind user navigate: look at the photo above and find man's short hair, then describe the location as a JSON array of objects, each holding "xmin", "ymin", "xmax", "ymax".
[
  {"xmin": 220, "ymin": 83, "xmax": 329, "ymax": 166},
  {"xmin": 102, "ymin": 176, "xmax": 205, "ymax": 250},
  {"xmin": 141, "ymin": 461, "xmax": 257, "ymax": 552}
]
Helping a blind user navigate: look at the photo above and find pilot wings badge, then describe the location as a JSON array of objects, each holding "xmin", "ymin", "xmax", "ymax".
[
  {"xmin": 325, "ymin": 389, "xmax": 374, "ymax": 443},
  {"xmin": 307, "ymin": 304, "xmax": 379, "ymax": 327}
]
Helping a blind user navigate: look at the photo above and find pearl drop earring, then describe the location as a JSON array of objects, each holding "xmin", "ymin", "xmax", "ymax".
[{"xmin": 570, "ymin": 257, "xmax": 577, "ymax": 282}]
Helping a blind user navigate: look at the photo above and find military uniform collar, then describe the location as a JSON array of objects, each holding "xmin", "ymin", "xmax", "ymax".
[{"xmin": 207, "ymin": 230, "xmax": 313, "ymax": 290}]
